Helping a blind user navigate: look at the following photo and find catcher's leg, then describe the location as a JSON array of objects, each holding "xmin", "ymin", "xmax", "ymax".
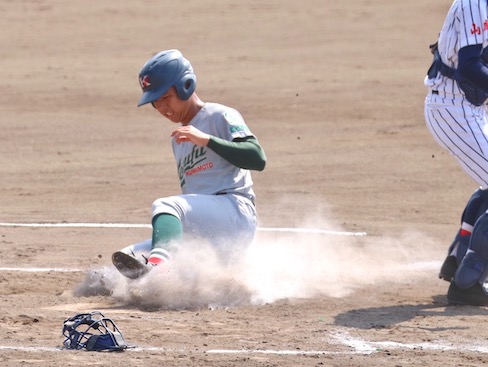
[
  {"xmin": 448, "ymin": 211, "xmax": 488, "ymax": 305},
  {"xmin": 440, "ymin": 188, "xmax": 488, "ymax": 281}
]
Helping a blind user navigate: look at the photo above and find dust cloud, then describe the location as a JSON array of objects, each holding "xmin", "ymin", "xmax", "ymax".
[{"xmin": 74, "ymin": 224, "xmax": 444, "ymax": 310}]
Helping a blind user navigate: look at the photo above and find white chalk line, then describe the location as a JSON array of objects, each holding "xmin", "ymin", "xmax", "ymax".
[
  {"xmin": 2, "ymin": 330, "xmax": 488, "ymax": 355},
  {"xmin": 0, "ymin": 261, "xmax": 440, "ymax": 274},
  {"xmin": 0, "ymin": 345, "xmax": 178, "ymax": 353},
  {"xmin": 329, "ymin": 330, "xmax": 488, "ymax": 354},
  {"xmin": 0, "ymin": 267, "xmax": 83, "ymax": 273},
  {"xmin": 0, "ymin": 345, "xmax": 337, "ymax": 354},
  {"xmin": 0, "ymin": 222, "xmax": 367, "ymax": 236},
  {"xmin": 208, "ymin": 331, "xmax": 488, "ymax": 355},
  {"xmin": 206, "ymin": 349, "xmax": 359, "ymax": 355},
  {"xmin": 0, "ymin": 346, "xmax": 63, "ymax": 352}
]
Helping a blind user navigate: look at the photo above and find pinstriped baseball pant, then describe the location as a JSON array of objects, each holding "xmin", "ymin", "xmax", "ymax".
[{"xmin": 425, "ymin": 91, "xmax": 488, "ymax": 189}]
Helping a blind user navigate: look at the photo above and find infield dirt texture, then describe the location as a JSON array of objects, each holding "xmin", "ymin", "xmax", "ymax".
[{"xmin": 2, "ymin": 1, "xmax": 488, "ymax": 366}]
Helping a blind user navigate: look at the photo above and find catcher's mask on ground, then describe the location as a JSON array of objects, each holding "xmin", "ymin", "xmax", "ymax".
[{"xmin": 62, "ymin": 311, "xmax": 128, "ymax": 352}]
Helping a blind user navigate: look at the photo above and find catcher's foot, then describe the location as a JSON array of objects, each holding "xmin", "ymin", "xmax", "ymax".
[
  {"xmin": 439, "ymin": 255, "xmax": 458, "ymax": 281},
  {"xmin": 112, "ymin": 251, "xmax": 151, "ymax": 279},
  {"xmin": 447, "ymin": 281, "xmax": 488, "ymax": 306}
]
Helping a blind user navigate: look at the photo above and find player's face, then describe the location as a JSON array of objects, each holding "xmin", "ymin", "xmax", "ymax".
[{"xmin": 152, "ymin": 87, "xmax": 189, "ymax": 124}]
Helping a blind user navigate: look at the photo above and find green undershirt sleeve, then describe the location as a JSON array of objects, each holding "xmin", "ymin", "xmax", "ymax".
[{"xmin": 207, "ymin": 136, "xmax": 267, "ymax": 171}]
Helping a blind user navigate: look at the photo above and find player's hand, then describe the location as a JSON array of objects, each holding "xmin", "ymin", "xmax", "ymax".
[{"xmin": 171, "ymin": 125, "xmax": 210, "ymax": 146}]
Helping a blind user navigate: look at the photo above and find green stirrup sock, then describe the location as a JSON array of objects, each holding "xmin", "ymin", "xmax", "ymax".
[{"xmin": 149, "ymin": 214, "xmax": 183, "ymax": 264}]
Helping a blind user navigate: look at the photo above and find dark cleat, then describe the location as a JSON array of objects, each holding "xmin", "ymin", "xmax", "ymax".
[
  {"xmin": 447, "ymin": 281, "xmax": 488, "ymax": 306},
  {"xmin": 112, "ymin": 251, "xmax": 151, "ymax": 279},
  {"xmin": 439, "ymin": 255, "xmax": 458, "ymax": 281}
]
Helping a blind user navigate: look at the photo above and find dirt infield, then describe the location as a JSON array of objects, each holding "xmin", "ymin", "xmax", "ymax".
[{"xmin": 2, "ymin": 0, "xmax": 488, "ymax": 366}]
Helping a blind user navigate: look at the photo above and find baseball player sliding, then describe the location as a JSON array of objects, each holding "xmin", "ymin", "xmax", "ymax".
[
  {"xmin": 424, "ymin": 0, "xmax": 488, "ymax": 305},
  {"xmin": 112, "ymin": 49, "xmax": 266, "ymax": 279}
]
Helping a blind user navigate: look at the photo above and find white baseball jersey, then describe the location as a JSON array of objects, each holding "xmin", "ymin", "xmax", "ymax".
[
  {"xmin": 425, "ymin": 0, "xmax": 488, "ymax": 94},
  {"xmin": 424, "ymin": 0, "xmax": 488, "ymax": 188},
  {"xmin": 172, "ymin": 102, "xmax": 256, "ymax": 199},
  {"xmin": 150, "ymin": 102, "xmax": 258, "ymax": 251}
]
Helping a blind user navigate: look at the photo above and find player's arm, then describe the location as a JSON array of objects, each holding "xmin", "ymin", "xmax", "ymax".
[
  {"xmin": 457, "ymin": 44, "xmax": 488, "ymax": 90},
  {"xmin": 207, "ymin": 136, "xmax": 267, "ymax": 171}
]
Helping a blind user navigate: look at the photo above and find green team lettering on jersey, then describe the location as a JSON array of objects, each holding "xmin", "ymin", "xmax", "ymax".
[{"xmin": 177, "ymin": 145, "xmax": 207, "ymax": 188}]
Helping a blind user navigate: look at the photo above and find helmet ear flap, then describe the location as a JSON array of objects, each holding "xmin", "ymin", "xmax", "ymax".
[{"xmin": 175, "ymin": 73, "xmax": 196, "ymax": 100}]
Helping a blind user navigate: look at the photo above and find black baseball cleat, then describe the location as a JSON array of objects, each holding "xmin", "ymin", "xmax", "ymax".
[
  {"xmin": 439, "ymin": 255, "xmax": 458, "ymax": 281},
  {"xmin": 447, "ymin": 281, "xmax": 488, "ymax": 306},
  {"xmin": 112, "ymin": 251, "xmax": 151, "ymax": 279}
]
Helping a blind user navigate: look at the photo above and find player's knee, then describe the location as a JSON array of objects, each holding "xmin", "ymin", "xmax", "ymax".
[
  {"xmin": 454, "ymin": 251, "xmax": 488, "ymax": 288},
  {"xmin": 455, "ymin": 212, "xmax": 488, "ymax": 288},
  {"xmin": 151, "ymin": 196, "xmax": 183, "ymax": 220},
  {"xmin": 462, "ymin": 188, "xmax": 488, "ymax": 225},
  {"xmin": 469, "ymin": 212, "xmax": 488, "ymax": 257}
]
